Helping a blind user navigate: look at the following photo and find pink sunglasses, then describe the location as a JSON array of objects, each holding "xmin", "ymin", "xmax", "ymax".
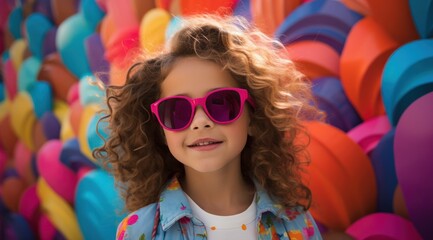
[{"xmin": 151, "ymin": 87, "xmax": 255, "ymax": 131}]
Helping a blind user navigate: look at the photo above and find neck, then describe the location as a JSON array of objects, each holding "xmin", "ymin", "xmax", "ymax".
[{"xmin": 181, "ymin": 165, "xmax": 255, "ymax": 216}]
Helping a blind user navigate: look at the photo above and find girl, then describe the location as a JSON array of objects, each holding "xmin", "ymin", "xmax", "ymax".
[{"xmin": 95, "ymin": 14, "xmax": 323, "ymax": 240}]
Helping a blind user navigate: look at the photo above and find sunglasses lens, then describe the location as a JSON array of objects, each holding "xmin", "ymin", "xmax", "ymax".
[
  {"xmin": 158, "ymin": 98, "xmax": 192, "ymax": 129},
  {"xmin": 206, "ymin": 90, "xmax": 241, "ymax": 122}
]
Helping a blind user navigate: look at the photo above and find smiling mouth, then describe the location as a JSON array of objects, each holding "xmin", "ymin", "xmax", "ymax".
[{"xmin": 187, "ymin": 141, "xmax": 223, "ymax": 147}]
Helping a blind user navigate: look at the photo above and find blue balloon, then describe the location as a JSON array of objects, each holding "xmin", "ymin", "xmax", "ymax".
[
  {"xmin": 370, "ymin": 129, "xmax": 398, "ymax": 213},
  {"xmin": 409, "ymin": 0, "xmax": 433, "ymax": 38},
  {"xmin": 166, "ymin": 16, "xmax": 183, "ymax": 42},
  {"xmin": 312, "ymin": 77, "xmax": 362, "ymax": 132},
  {"xmin": 18, "ymin": 56, "xmax": 41, "ymax": 92},
  {"xmin": 6, "ymin": 213, "xmax": 35, "ymax": 240},
  {"xmin": 25, "ymin": 13, "xmax": 54, "ymax": 59},
  {"xmin": 0, "ymin": 83, "xmax": 4, "ymax": 101},
  {"xmin": 87, "ymin": 111, "xmax": 109, "ymax": 154},
  {"xmin": 233, "ymin": 0, "xmax": 252, "ymax": 21},
  {"xmin": 56, "ymin": 14, "xmax": 93, "ymax": 79},
  {"xmin": 80, "ymin": 0, "xmax": 105, "ymax": 30},
  {"xmin": 28, "ymin": 81, "xmax": 53, "ymax": 119},
  {"xmin": 76, "ymin": 169, "xmax": 126, "ymax": 240},
  {"xmin": 60, "ymin": 138, "xmax": 98, "ymax": 172},
  {"xmin": 79, "ymin": 75, "xmax": 106, "ymax": 106},
  {"xmin": 8, "ymin": 7, "xmax": 23, "ymax": 39}
]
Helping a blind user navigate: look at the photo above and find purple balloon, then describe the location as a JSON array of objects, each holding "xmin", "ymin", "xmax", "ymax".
[
  {"xmin": 42, "ymin": 27, "xmax": 58, "ymax": 58},
  {"xmin": 40, "ymin": 112, "xmax": 61, "ymax": 140},
  {"xmin": 394, "ymin": 91, "xmax": 433, "ymax": 240},
  {"xmin": 84, "ymin": 33, "xmax": 109, "ymax": 84},
  {"xmin": 33, "ymin": 0, "xmax": 53, "ymax": 21}
]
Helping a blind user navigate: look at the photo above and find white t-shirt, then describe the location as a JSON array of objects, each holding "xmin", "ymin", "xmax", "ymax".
[{"xmin": 186, "ymin": 194, "xmax": 258, "ymax": 240}]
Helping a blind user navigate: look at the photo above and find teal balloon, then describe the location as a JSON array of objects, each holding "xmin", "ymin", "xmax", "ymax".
[
  {"xmin": 87, "ymin": 111, "xmax": 109, "ymax": 153},
  {"xmin": 56, "ymin": 14, "xmax": 93, "ymax": 79},
  {"xmin": 25, "ymin": 13, "xmax": 54, "ymax": 60},
  {"xmin": 1, "ymin": 51, "xmax": 9, "ymax": 62},
  {"xmin": 0, "ymin": 83, "xmax": 4, "ymax": 101},
  {"xmin": 18, "ymin": 56, "xmax": 41, "ymax": 92},
  {"xmin": 8, "ymin": 7, "xmax": 23, "ymax": 39},
  {"xmin": 28, "ymin": 81, "xmax": 53, "ymax": 119},
  {"xmin": 166, "ymin": 16, "xmax": 183, "ymax": 41},
  {"xmin": 76, "ymin": 169, "xmax": 126, "ymax": 240},
  {"xmin": 80, "ymin": 0, "xmax": 105, "ymax": 30},
  {"xmin": 79, "ymin": 75, "xmax": 106, "ymax": 106}
]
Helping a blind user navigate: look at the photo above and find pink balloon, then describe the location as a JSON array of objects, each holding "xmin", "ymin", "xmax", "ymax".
[
  {"xmin": 14, "ymin": 141, "xmax": 34, "ymax": 184},
  {"xmin": 346, "ymin": 213, "xmax": 422, "ymax": 240},
  {"xmin": 3, "ymin": 59, "xmax": 17, "ymax": 99},
  {"xmin": 18, "ymin": 184, "xmax": 40, "ymax": 234},
  {"xmin": 394, "ymin": 92, "xmax": 433, "ymax": 240},
  {"xmin": 39, "ymin": 214, "xmax": 57, "ymax": 240},
  {"xmin": 347, "ymin": 115, "xmax": 392, "ymax": 154},
  {"xmin": 37, "ymin": 140, "xmax": 77, "ymax": 204},
  {"xmin": 105, "ymin": 0, "xmax": 139, "ymax": 31},
  {"xmin": 67, "ymin": 82, "xmax": 80, "ymax": 105},
  {"xmin": 0, "ymin": 148, "xmax": 7, "ymax": 175}
]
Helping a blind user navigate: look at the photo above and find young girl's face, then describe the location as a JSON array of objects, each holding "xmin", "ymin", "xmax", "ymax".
[{"xmin": 159, "ymin": 57, "xmax": 251, "ymax": 174}]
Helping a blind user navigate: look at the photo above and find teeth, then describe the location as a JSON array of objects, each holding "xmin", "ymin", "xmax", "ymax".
[{"xmin": 196, "ymin": 141, "xmax": 214, "ymax": 146}]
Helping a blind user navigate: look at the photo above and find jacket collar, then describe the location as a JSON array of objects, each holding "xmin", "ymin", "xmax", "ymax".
[{"xmin": 159, "ymin": 177, "xmax": 293, "ymax": 230}]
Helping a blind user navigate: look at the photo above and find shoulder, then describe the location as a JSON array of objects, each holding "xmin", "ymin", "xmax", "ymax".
[
  {"xmin": 281, "ymin": 206, "xmax": 322, "ymax": 239},
  {"xmin": 116, "ymin": 203, "xmax": 158, "ymax": 240}
]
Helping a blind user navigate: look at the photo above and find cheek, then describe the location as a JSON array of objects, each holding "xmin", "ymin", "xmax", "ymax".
[{"xmin": 163, "ymin": 131, "xmax": 184, "ymax": 155}]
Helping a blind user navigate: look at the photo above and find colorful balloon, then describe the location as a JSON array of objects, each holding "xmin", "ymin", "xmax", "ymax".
[
  {"xmin": 24, "ymin": 13, "xmax": 54, "ymax": 60},
  {"xmin": 139, "ymin": 8, "xmax": 171, "ymax": 53},
  {"xmin": 56, "ymin": 13, "xmax": 93, "ymax": 78}
]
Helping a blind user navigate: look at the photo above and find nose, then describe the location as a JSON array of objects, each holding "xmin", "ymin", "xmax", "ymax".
[{"xmin": 190, "ymin": 106, "xmax": 214, "ymax": 130}]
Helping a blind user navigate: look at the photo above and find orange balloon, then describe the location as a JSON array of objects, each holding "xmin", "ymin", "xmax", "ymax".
[
  {"xmin": 366, "ymin": 0, "xmax": 419, "ymax": 44},
  {"xmin": 340, "ymin": 0, "xmax": 370, "ymax": 16},
  {"xmin": 105, "ymin": 0, "xmax": 139, "ymax": 31},
  {"xmin": 69, "ymin": 100, "xmax": 83, "ymax": 137},
  {"xmin": 1, "ymin": 176, "xmax": 27, "ymax": 212},
  {"xmin": 109, "ymin": 60, "xmax": 130, "ymax": 86},
  {"xmin": 132, "ymin": 0, "xmax": 156, "ymax": 22},
  {"xmin": 393, "ymin": 185, "xmax": 409, "ymax": 219},
  {"xmin": 99, "ymin": 15, "xmax": 116, "ymax": 49},
  {"xmin": 37, "ymin": 53, "xmax": 79, "ymax": 102},
  {"xmin": 340, "ymin": 17, "xmax": 399, "ymax": 120},
  {"xmin": 0, "ymin": 114, "xmax": 18, "ymax": 158},
  {"xmin": 302, "ymin": 121, "xmax": 377, "ymax": 230},
  {"xmin": 180, "ymin": 0, "xmax": 237, "ymax": 16},
  {"xmin": 14, "ymin": 141, "xmax": 36, "ymax": 185},
  {"xmin": 285, "ymin": 40, "xmax": 340, "ymax": 80},
  {"xmin": 251, "ymin": 0, "xmax": 301, "ymax": 36}
]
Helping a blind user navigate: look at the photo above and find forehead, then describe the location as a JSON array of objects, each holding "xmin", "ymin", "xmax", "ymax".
[{"xmin": 160, "ymin": 57, "xmax": 238, "ymax": 98}]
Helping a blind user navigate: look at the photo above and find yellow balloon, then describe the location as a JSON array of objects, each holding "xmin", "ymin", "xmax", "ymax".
[
  {"xmin": 9, "ymin": 39, "xmax": 27, "ymax": 70},
  {"xmin": 78, "ymin": 104, "xmax": 100, "ymax": 162},
  {"xmin": 139, "ymin": 8, "xmax": 171, "ymax": 52},
  {"xmin": 0, "ymin": 99, "xmax": 11, "ymax": 121},
  {"xmin": 37, "ymin": 177, "xmax": 83, "ymax": 240},
  {"xmin": 53, "ymin": 100, "xmax": 69, "ymax": 121},
  {"xmin": 60, "ymin": 111, "xmax": 75, "ymax": 142},
  {"xmin": 10, "ymin": 92, "xmax": 35, "ymax": 150}
]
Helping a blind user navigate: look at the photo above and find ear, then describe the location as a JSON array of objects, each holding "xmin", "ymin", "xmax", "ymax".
[{"xmin": 248, "ymin": 125, "xmax": 254, "ymax": 136}]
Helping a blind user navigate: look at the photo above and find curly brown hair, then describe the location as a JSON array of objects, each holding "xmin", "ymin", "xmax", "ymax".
[{"xmin": 94, "ymin": 14, "xmax": 322, "ymax": 213}]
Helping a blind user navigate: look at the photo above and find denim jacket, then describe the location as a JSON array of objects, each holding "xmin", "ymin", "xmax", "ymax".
[{"xmin": 116, "ymin": 177, "xmax": 322, "ymax": 240}]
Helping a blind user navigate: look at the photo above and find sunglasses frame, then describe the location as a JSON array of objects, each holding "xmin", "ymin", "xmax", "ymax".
[{"xmin": 151, "ymin": 87, "xmax": 255, "ymax": 131}]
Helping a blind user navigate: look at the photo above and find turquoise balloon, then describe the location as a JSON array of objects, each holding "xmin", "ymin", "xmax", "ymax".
[
  {"xmin": 79, "ymin": 0, "xmax": 105, "ymax": 30},
  {"xmin": 2, "ymin": 51, "xmax": 9, "ymax": 62},
  {"xmin": 18, "ymin": 56, "xmax": 41, "ymax": 92},
  {"xmin": 56, "ymin": 14, "xmax": 93, "ymax": 79},
  {"xmin": 79, "ymin": 75, "xmax": 106, "ymax": 106},
  {"xmin": 166, "ymin": 16, "xmax": 183, "ymax": 41},
  {"xmin": 0, "ymin": 83, "xmax": 4, "ymax": 101},
  {"xmin": 87, "ymin": 111, "xmax": 109, "ymax": 153},
  {"xmin": 75, "ymin": 169, "xmax": 126, "ymax": 240},
  {"xmin": 8, "ymin": 7, "xmax": 23, "ymax": 39},
  {"xmin": 409, "ymin": 0, "xmax": 433, "ymax": 38},
  {"xmin": 25, "ymin": 13, "xmax": 54, "ymax": 60},
  {"xmin": 28, "ymin": 81, "xmax": 53, "ymax": 119}
]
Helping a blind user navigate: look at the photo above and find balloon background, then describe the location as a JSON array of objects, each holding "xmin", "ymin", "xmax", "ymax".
[{"xmin": 0, "ymin": 0, "xmax": 432, "ymax": 239}]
